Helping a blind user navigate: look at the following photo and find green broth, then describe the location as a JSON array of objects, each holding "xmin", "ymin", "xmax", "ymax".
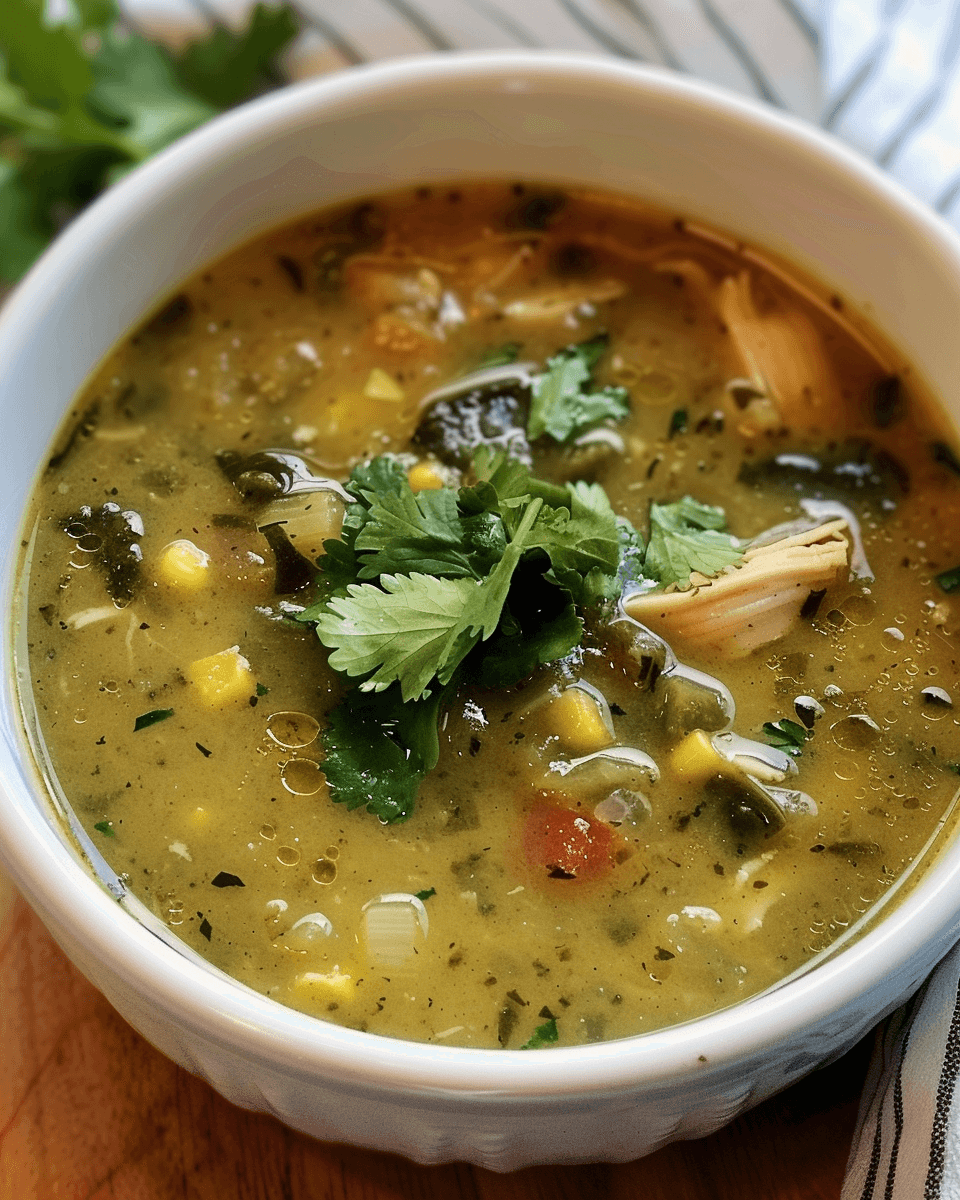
[{"xmin": 18, "ymin": 183, "xmax": 960, "ymax": 1048}]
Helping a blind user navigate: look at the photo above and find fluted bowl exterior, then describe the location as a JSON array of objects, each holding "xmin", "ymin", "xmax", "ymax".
[{"xmin": 2, "ymin": 53, "xmax": 960, "ymax": 1169}]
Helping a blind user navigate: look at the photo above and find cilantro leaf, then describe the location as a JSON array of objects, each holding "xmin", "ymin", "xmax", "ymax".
[
  {"xmin": 762, "ymin": 718, "xmax": 812, "ymax": 757},
  {"xmin": 644, "ymin": 496, "xmax": 744, "ymax": 587},
  {"xmin": 527, "ymin": 334, "xmax": 630, "ymax": 443},
  {"xmin": 319, "ymin": 684, "xmax": 444, "ymax": 822},
  {"xmin": 316, "ymin": 573, "xmax": 490, "ymax": 701},
  {"xmin": 520, "ymin": 1017, "xmax": 559, "ymax": 1049},
  {"xmin": 316, "ymin": 500, "xmax": 545, "ymax": 701},
  {"xmin": 353, "ymin": 484, "xmax": 481, "ymax": 580}
]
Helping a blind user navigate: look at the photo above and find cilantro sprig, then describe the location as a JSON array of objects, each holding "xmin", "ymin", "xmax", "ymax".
[
  {"xmin": 0, "ymin": 0, "xmax": 297, "ymax": 282},
  {"xmin": 528, "ymin": 334, "xmax": 630, "ymax": 443},
  {"xmin": 298, "ymin": 452, "xmax": 635, "ymax": 821}
]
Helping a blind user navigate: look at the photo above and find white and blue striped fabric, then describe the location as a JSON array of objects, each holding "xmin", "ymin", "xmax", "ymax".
[{"xmin": 122, "ymin": 0, "xmax": 960, "ymax": 1194}]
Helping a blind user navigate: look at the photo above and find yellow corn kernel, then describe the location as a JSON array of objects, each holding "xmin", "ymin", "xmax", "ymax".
[
  {"xmin": 293, "ymin": 967, "xmax": 354, "ymax": 1001},
  {"xmin": 407, "ymin": 462, "xmax": 445, "ymax": 492},
  {"xmin": 363, "ymin": 367, "xmax": 405, "ymax": 402},
  {"xmin": 186, "ymin": 646, "xmax": 254, "ymax": 708},
  {"xmin": 671, "ymin": 729, "xmax": 724, "ymax": 783},
  {"xmin": 156, "ymin": 539, "xmax": 211, "ymax": 590},
  {"xmin": 546, "ymin": 688, "xmax": 615, "ymax": 755}
]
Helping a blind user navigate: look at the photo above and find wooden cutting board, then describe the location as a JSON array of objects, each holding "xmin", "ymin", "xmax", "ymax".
[{"xmin": 0, "ymin": 872, "xmax": 863, "ymax": 1200}]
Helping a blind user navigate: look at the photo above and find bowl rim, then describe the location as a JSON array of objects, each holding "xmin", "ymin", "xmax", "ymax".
[{"xmin": 4, "ymin": 48, "xmax": 960, "ymax": 1101}]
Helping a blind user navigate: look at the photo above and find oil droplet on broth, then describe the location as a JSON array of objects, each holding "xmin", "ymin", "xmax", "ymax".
[
  {"xmin": 267, "ymin": 710, "xmax": 321, "ymax": 749},
  {"xmin": 312, "ymin": 858, "xmax": 337, "ymax": 885},
  {"xmin": 277, "ymin": 845, "xmax": 301, "ymax": 866},
  {"xmin": 280, "ymin": 757, "xmax": 324, "ymax": 795}
]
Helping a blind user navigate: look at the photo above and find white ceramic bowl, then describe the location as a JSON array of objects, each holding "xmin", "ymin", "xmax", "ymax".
[{"xmin": 3, "ymin": 52, "xmax": 960, "ymax": 1170}]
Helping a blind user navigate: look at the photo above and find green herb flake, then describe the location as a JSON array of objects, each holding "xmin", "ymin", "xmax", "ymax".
[
  {"xmin": 476, "ymin": 342, "xmax": 522, "ymax": 369},
  {"xmin": 93, "ymin": 820, "xmax": 115, "ymax": 837},
  {"xmin": 256, "ymin": 682, "xmax": 269, "ymax": 696},
  {"xmin": 415, "ymin": 887, "xmax": 437, "ymax": 901},
  {"xmin": 520, "ymin": 1017, "xmax": 559, "ymax": 1049},
  {"xmin": 527, "ymin": 334, "xmax": 629, "ymax": 443},
  {"xmin": 668, "ymin": 408, "xmax": 688, "ymax": 438},
  {"xmin": 936, "ymin": 565, "xmax": 960, "ymax": 594},
  {"xmin": 134, "ymin": 707, "xmax": 174, "ymax": 731},
  {"xmin": 762, "ymin": 718, "xmax": 812, "ymax": 757}
]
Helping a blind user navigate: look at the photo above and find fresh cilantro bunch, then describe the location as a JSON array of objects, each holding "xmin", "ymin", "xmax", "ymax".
[
  {"xmin": 528, "ymin": 334, "xmax": 630, "ymax": 443},
  {"xmin": 297, "ymin": 452, "xmax": 636, "ymax": 822},
  {"xmin": 0, "ymin": 0, "xmax": 297, "ymax": 281}
]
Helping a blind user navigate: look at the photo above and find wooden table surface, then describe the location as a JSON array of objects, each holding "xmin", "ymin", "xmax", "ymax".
[{"xmin": 0, "ymin": 869, "xmax": 866, "ymax": 1200}]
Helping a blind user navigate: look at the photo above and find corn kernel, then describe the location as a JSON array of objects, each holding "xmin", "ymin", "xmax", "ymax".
[
  {"xmin": 293, "ymin": 967, "xmax": 354, "ymax": 1001},
  {"xmin": 546, "ymin": 688, "xmax": 615, "ymax": 755},
  {"xmin": 156, "ymin": 539, "xmax": 211, "ymax": 590},
  {"xmin": 186, "ymin": 646, "xmax": 254, "ymax": 708},
  {"xmin": 671, "ymin": 729, "xmax": 724, "ymax": 783},
  {"xmin": 407, "ymin": 462, "xmax": 445, "ymax": 492},
  {"xmin": 363, "ymin": 367, "xmax": 405, "ymax": 402}
]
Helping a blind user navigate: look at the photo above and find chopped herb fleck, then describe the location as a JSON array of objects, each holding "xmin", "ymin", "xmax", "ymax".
[
  {"xmin": 211, "ymin": 871, "xmax": 245, "ymax": 888},
  {"xmin": 134, "ymin": 708, "xmax": 174, "ymax": 731},
  {"xmin": 936, "ymin": 565, "xmax": 960, "ymax": 594},
  {"xmin": 93, "ymin": 820, "xmax": 115, "ymax": 837},
  {"xmin": 195, "ymin": 742, "xmax": 212, "ymax": 757},
  {"xmin": 415, "ymin": 887, "xmax": 437, "ymax": 901},
  {"xmin": 199, "ymin": 917, "xmax": 213, "ymax": 940},
  {"xmin": 520, "ymin": 1017, "xmax": 559, "ymax": 1049},
  {"xmin": 256, "ymin": 682, "xmax": 269, "ymax": 696},
  {"xmin": 668, "ymin": 408, "xmax": 688, "ymax": 438}
]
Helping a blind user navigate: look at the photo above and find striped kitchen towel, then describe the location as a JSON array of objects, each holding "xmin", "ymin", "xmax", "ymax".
[{"xmin": 120, "ymin": 1, "xmax": 960, "ymax": 1195}]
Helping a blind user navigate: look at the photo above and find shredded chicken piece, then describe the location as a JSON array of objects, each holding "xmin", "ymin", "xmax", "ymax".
[
  {"xmin": 501, "ymin": 278, "xmax": 627, "ymax": 322},
  {"xmin": 624, "ymin": 520, "xmax": 849, "ymax": 658},
  {"xmin": 716, "ymin": 271, "xmax": 839, "ymax": 417}
]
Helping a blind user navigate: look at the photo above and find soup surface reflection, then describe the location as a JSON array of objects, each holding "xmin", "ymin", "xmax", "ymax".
[{"xmin": 18, "ymin": 184, "xmax": 960, "ymax": 1048}]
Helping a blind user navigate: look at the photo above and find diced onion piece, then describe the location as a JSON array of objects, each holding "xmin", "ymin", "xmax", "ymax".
[
  {"xmin": 362, "ymin": 893, "xmax": 429, "ymax": 967},
  {"xmin": 287, "ymin": 912, "xmax": 334, "ymax": 947},
  {"xmin": 624, "ymin": 521, "xmax": 849, "ymax": 658}
]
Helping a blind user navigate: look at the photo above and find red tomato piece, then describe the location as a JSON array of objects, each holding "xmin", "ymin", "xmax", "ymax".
[{"xmin": 523, "ymin": 802, "xmax": 614, "ymax": 882}]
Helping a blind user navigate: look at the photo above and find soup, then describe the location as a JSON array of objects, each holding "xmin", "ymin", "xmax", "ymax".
[{"xmin": 17, "ymin": 184, "xmax": 960, "ymax": 1049}]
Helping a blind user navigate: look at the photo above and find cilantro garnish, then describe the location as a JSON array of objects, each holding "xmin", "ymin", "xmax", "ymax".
[
  {"xmin": 415, "ymin": 887, "xmax": 437, "ymax": 901},
  {"xmin": 0, "ymin": 0, "xmax": 297, "ymax": 282},
  {"xmin": 762, "ymin": 718, "xmax": 812, "ymax": 757},
  {"xmin": 133, "ymin": 708, "xmax": 174, "ymax": 731},
  {"xmin": 298, "ymin": 452, "xmax": 636, "ymax": 821},
  {"xmin": 520, "ymin": 1017, "xmax": 559, "ymax": 1049},
  {"xmin": 643, "ymin": 496, "xmax": 745, "ymax": 588},
  {"xmin": 93, "ymin": 819, "xmax": 114, "ymax": 837},
  {"xmin": 527, "ymin": 334, "xmax": 629, "ymax": 443}
]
